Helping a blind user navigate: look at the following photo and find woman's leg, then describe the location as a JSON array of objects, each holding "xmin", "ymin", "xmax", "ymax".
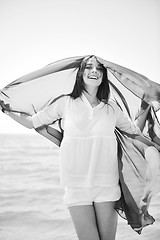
[
  {"xmin": 94, "ymin": 201, "xmax": 118, "ymax": 240},
  {"xmin": 69, "ymin": 202, "xmax": 118, "ymax": 240},
  {"xmin": 69, "ymin": 205, "xmax": 100, "ymax": 240}
]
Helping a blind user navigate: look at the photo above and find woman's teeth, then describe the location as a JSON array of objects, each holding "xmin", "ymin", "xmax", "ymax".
[{"xmin": 88, "ymin": 76, "xmax": 98, "ymax": 79}]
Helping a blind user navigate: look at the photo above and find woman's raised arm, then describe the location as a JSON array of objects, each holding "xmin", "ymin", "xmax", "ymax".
[{"xmin": 3, "ymin": 111, "xmax": 33, "ymax": 129}]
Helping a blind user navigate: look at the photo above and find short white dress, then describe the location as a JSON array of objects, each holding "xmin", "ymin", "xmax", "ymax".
[{"xmin": 32, "ymin": 94, "xmax": 140, "ymax": 190}]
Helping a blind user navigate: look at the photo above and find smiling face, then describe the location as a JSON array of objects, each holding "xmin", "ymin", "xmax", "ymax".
[{"xmin": 83, "ymin": 56, "xmax": 103, "ymax": 87}]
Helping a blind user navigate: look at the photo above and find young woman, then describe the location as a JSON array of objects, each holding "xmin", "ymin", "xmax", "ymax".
[{"xmin": 1, "ymin": 56, "xmax": 159, "ymax": 240}]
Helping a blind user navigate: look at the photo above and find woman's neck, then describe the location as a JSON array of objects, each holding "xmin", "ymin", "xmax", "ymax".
[{"xmin": 83, "ymin": 87, "xmax": 99, "ymax": 105}]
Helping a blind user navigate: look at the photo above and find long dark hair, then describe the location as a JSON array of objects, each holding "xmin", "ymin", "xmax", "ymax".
[{"xmin": 70, "ymin": 55, "xmax": 110, "ymax": 104}]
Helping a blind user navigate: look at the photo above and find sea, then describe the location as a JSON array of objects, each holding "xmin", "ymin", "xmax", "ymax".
[{"xmin": 0, "ymin": 134, "xmax": 160, "ymax": 240}]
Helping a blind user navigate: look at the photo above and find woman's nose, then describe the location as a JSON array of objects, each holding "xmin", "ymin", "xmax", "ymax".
[{"xmin": 91, "ymin": 67, "xmax": 97, "ymax": 73}]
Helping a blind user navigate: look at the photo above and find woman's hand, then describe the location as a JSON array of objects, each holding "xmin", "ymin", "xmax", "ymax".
[{"xmin": 0, "ymin": 100, "xmax": 11, "ymax": 114}]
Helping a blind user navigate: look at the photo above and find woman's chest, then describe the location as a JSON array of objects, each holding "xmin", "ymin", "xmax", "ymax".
[{"xmin": 63, "ymin": 101, "xmax": 117, "ymax": 135}]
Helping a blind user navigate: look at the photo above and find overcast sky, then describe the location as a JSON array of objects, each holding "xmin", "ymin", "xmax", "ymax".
[{"xmin": 0, "ymin": 0, "xmax": 160, "ymax": 133}]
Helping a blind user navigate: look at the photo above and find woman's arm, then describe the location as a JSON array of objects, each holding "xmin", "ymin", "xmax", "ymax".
[
  {"xmin": 148, "ymin": 124, "xmax": 160, "ymax": 145},
  {"xmin": 0, "ymin": 100, "xmax": 33, "ymax": 129},
  {"xmin": 1, "ymin": 95, "xmax": 68, "ymax": 130},
  {"xmin": 115, "ymin": 103, "xmax": 160, "ymax": 151},
  {"xmin": 134, "ymin": 134, "xmax": 160, "ymax": 151},
  {"xmin": 136, "ymin": 101, "xmax": 160, "ymax": 146},
  {"xmin": 151, "ymin": 136, "xmax": 160, "ymax": 146},
  {"xmin": 135, "ymin": 105, "xmax": 151, "ymax": 131},
  {"xmin": 6, "ymin": 111, "xmax": 34, "ymax": 129}
]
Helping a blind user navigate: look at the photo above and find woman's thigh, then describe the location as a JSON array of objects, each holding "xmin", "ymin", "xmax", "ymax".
[
  {"xmin": 69, "ymin": 205, "xmax": 100, "ymax": 240},
  {"xmin": 94, "ymin": 201, "xmax": 118, "ymax": 240}
]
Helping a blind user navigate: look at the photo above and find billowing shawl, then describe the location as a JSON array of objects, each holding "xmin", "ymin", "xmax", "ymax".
[{"xmin": 0, "ymin": 55, "xmax": 160, "ymax": 234}]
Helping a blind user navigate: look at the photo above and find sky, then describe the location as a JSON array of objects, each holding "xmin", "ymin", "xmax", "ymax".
[{"xmin": 0, "ymin": 0, "xmax": 160, "ymax": 134}]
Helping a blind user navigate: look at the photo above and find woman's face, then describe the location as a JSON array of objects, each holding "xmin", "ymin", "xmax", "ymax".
[{"xmin": 83, "ymin": 57, "xmax": 103, "ymax": 87}]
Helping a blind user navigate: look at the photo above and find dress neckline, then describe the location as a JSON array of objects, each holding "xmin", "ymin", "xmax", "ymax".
[{"xmin": 81, "ymin": 93, "xmax": 104, "ymax": 109}]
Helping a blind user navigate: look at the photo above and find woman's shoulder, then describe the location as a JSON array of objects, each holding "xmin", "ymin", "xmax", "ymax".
[
  {"xmin": 107, "ymin": 99, "xmax": 118, "ymax": 109},
  {"xmin": 50, "ymin": 94, "xmax": 70, "ymax": 105},
  {"xmin": 106, "ymin": 99, "xmax": 122, "ymax": 114}
]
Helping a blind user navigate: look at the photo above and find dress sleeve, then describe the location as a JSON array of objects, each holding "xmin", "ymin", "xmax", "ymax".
[
  {"xmin": 115, "ymin": 104, "xmax": 141, "ymax": 135},
  {"xmin": 32, "ymin": 96, "xmax": 68, "ymax": 129}
]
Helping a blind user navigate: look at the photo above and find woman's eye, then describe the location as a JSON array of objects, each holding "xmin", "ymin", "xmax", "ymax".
[
  {"xmin": 96, "ymin": 66, "xmax": 103, "ymax": 71},
  {"xmin": 85, "ymin": 65, "xmax": 92, "ymax": 69},
  {"xmin": 85, "ymin": 65, "xmax": 103, "ymax": 71}
]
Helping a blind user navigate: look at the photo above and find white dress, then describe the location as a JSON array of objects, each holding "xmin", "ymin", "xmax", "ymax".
[{"xmin": 32, "ymin": 94, "xmax": 140, "ymax": 187}]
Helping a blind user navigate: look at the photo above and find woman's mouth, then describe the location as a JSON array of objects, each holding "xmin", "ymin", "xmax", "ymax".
[{"xmin": 88, "ymin": 75, "xmax": 98, "ymax": 80}]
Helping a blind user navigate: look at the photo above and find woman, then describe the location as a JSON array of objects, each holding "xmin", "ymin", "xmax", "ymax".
[{"xmin": 1, "ymin": 55, "xmax": 159, "ymax": 240}]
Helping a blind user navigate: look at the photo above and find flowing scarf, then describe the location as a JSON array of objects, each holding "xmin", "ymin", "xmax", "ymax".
[{"xmin": 1, "ymin": 55, "xmax": 160, "ymax": 234}]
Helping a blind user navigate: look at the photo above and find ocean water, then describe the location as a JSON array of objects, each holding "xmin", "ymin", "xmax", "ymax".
[{"xmin": 0, "ymin": 134, "xmax": 160, "ymax": 240}]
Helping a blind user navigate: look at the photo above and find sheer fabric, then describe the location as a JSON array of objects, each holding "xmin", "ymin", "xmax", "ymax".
[{"xmin": 1, "ymin": 55, "xmax": 160, "ymax": 233}]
